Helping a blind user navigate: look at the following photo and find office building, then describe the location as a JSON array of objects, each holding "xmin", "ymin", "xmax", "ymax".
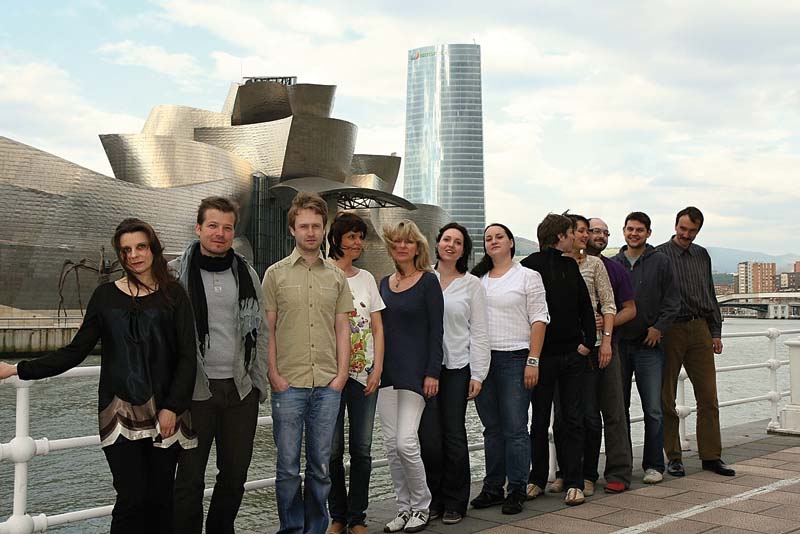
[{"xmin": 403, "ymin": 43, "xmax": 486, "ymax": 247}]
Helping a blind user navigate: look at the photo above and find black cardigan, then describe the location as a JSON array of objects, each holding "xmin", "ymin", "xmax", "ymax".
[{"xmin": 520, "ymin": 247, "xmax": 596, "ymax": 355}]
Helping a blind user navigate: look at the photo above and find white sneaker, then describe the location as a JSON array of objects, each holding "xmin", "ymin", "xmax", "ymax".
[
  {"xmin": 583, "ymin": 479, "xmax": 594, "ymax": 496},
  {"xmin": 384, "ymin": 511, "xmax": 410, "ymax": 533},
  {"xmin": 526, "ymin": 483, "xmax": 543, "ymax": 500},
  {"xmin": 565, "ymin": 487, "xmax": 585, "ymax": 506},
  {"xmin": 643, "ymin": 468, "xmax": 664, "ymax": 484},
  {"xmin": 403, "ymin": 510, "xmax": 429, "ymax": 533}
]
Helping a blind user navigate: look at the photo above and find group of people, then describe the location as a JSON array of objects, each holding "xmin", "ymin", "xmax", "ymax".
[{"xmin": 0, "ymin": 192, "xmax": 733, "ymax": 534}]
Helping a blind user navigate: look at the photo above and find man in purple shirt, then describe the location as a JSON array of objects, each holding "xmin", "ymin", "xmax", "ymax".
[{"xmin": 586, "ymin": 217, "xmax": 637, "ymax": 492}]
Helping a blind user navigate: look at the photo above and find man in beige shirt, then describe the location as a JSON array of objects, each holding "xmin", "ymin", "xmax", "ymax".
[{"xmin": 262, "ymin": 191, "xmax": 353, "ymax": 534}]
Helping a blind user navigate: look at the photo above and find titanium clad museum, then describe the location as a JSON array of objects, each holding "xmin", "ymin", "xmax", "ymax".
[
  {"xmin": 404, "ymin": 44, "xmax": 486, "ymax": 248},
  {"xmin": 0, "ymin": 78, "xmax": 450, "ymax": 314}
]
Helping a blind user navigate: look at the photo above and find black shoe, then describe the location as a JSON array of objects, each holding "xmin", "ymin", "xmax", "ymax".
[
  {"xmin": 428, "ymin": 508, "xmax": 442, "ymax": 521},
  {"xmin": 702, "ymin": 459, "xmax": 736, "ymax": 476},
  {"xmin": 667, "ymin": 459, "xmax": 685, "ymax": 477},
  {"xmin": 470, "ymin": 490, "xmax": 504, "ymax": 509},
  {"xmin": 442, "ymin": 511, "xmax": 463, "ymax": 525},
  {"xmin": 501, "ymin": 491, "xmax": 525, "ymax": 515}
]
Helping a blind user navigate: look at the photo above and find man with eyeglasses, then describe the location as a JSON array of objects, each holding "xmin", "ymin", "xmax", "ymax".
[
  {"xmin": 583, "ymin": 218, "xmax": 636, "ymax": 492},
  {"xmin": 611, "ymin": 212, "xmax": 680, "ymax": 484}
]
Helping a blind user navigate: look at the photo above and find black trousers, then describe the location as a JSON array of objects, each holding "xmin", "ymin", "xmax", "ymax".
[
  {"xmin": 173, "ymin": 379, "xmax": 259, "ymax": 534},
  {"xmin": 103, "ymin": 438, "xmax": 180, "ymax": 534},
  {"xmin": 419, "ymin": 365, "xmax": 472, "ymax": 515},
  {"xmin": 529, "ymin": 351, "xmax": 585, "ymax": 490}
]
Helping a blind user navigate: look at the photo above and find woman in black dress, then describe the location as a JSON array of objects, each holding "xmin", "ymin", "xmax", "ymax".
[{"xmin": 0, "ymin": 218, "xmax": 197, "ymax": 534}]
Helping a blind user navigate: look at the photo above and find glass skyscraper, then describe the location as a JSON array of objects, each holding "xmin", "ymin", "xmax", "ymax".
[{"xmin": 403, "ymin": 44, "xmax": 485, "ymax": 248}]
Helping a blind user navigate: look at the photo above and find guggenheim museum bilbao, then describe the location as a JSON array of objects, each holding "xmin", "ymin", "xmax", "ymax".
[{"xmin": 0, "ymin": 77, "xmax": 451, "ymax": 314}]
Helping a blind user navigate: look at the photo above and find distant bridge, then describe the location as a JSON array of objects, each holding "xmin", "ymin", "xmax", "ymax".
[{"xmin": 717, "ymin": 292, "xmax": 800, "ymax": 318}]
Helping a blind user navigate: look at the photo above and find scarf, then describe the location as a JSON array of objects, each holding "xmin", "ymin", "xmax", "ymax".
[{"xmin": 187, "ymin": 246, "xmax": 259, "ymax": 370}]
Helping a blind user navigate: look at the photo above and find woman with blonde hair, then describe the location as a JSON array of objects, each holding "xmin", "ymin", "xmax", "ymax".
[{"xmin": 377, "ymin": 219, "xmax": 444, "ymax": 533}]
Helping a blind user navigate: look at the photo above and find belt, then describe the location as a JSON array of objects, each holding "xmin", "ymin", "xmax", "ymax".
[{"xmin": 674, "ymin": 314, "xmax": 703, "ymax": 323}]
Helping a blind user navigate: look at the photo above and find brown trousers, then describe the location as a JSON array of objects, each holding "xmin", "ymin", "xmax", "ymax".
[{"xmin": 661, "ymin": 319, "xmax": 722, "ymax": 461}]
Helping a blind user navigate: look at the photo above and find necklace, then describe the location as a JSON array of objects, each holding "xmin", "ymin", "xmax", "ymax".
[{"xmin": 394, "ymin": 269, "xmax": 419, "ymax": 288}]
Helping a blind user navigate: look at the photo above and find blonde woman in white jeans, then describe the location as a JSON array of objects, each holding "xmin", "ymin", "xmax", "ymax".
[{"xmin": 378, "ymin": 220, "xmax": 444, "ymax": 533}]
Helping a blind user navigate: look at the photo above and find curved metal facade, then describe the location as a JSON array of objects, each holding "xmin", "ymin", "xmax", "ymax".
[
  {"xmin": 1, "ymin": 76, "xmax": 453, "ymax": 313},
  {"xmin": 142, "ymin": 105, "xmax": 230, "ymax": 139},
  {"xmin": 404, "ymin": 44, "xmax": 486, "ymax": 248},
  {"xmin": 100, "ymin": 134, "xmax": 254, "ymax": 188},
  {"xmin": 0, "ymin": 136, "xmax": 252, "ymax": 311},
  {"xmin": 350, "ymin": 154, "xmax": 401, "ymax": 192}
]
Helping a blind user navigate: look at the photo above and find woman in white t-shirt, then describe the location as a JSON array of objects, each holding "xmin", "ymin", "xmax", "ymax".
[
  {"xmin": 418, "ymin": 222, "xmax": 490, "ymax": 525},
  {"xmin": 468, "ymin": 223, "xmax": 549, "ymax": 515},
  {"xmin": 325, "ymin": 212, "xmax": 386, "ymax": 534}
]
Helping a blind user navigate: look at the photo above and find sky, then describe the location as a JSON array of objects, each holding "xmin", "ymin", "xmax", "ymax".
[{"xmin": 2, "ymin": 0, "xmax": 799, "ymax": 254}]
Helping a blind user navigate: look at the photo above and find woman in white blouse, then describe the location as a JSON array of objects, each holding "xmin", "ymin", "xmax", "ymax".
[
  {"xmin": 418, "ymin": 222, "xmax": 490, "ymax": 525},
  {"xmin": 468, "ymin": 223, "xmax": 549, "ymax": 515}
]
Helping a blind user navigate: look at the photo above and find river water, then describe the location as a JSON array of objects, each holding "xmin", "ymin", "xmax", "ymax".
[{"xmin": 1, "ymin": 318, "xmax": 797, "ymax": 531}]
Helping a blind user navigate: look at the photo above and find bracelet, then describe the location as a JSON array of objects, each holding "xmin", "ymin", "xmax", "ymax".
[{"xmin": 526, "ymin": 357, "xmax": 539, "ymax": 368}]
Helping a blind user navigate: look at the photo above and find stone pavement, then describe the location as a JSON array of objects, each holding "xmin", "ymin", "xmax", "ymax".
[{"xmin": 257, "ymin": 420, "xmax": 800, "ymax": 533}]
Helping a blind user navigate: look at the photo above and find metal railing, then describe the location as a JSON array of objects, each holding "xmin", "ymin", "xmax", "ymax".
[{"xmin": 2, "ymin": 327, "xmax": 799, "ymax": 533}]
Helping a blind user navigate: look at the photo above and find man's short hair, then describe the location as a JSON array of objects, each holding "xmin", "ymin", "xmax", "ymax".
[
  {"xmin": 197, "ymin": 196, "xmax": 239, "ymax": 226},
  {"xmin": 675, "ymin": 206, "xmax": 704, "ymax": 229},
  {"xmin": 288, "ymin": 191, "xmax": 328, "ymax": 229},
  {"xmin": 625, "ymin": 211, "xmax": 652, "ymax": 231},
  {"xmin": 327, "ymin": 212, "xmax": 368, "ymax": 260},
  {"xmin": 537, "ymin": 213, "xmax": 573, "ymax": 249}
]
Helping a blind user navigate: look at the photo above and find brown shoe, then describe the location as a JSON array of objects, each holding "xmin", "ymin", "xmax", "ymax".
[
  {"xmin": 349, "ymin": 525, "xmax": 367, "ymax": 534},
  {"xmin": 327, "ymin": 521, "xmax": 347, "ymax": 534}
]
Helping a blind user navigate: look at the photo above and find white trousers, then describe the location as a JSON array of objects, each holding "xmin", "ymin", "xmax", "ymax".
[{"xmin": 377, "ymin": 387, "xmax": 431, "ymax": 512}]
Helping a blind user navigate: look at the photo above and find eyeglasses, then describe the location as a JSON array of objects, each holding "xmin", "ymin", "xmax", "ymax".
[{"xmin": 589, "ymin": 228, "xmax": 610, "ymax": 237}]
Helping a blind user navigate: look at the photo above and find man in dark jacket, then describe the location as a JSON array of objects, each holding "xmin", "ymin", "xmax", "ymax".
[
  {"xmin": 521, "ymin": 213, "xmax": 596, "ymax": 507},
  {"xmin": 613, "ymin": 211, "xmax": 680, "ymax": 484}
]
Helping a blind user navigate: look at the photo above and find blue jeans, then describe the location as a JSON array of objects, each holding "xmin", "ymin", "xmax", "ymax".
[
  {"xmin": 328, "ymin": 378, "xmax": 378, "ymax": 528},
  {"xmin": 474, "ymin": 350, "xmax": 530, "ymax": 495},
  {"xmin": 271, "ymin": 386, "xmax": 341, "ymax": 534},
  {"xmin": 619, "ymin": 339, "xmax": 665, "ymax": 473}
]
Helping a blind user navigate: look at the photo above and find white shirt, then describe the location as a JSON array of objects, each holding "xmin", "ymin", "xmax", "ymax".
[
  {"xmin": 481, "ymin": 262, "xmax": 550, "ymax": 352},
  {"xmin": 343, "ymin": 268, "xmax": 386, "ymax": 385},
  {"xmin": 436, "ymin": 271, "xmax": 491, "ymax": 383}
]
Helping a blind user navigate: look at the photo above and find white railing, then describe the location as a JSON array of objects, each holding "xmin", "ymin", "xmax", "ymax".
[{"xmin": 2, "ymin": 327, "xmax": 800, "ymax": 533}]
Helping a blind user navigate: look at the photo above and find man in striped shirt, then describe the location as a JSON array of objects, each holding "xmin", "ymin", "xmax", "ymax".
[{"xmin": 657, "ymin": 206, "xmax": 735, "ymax": 478}]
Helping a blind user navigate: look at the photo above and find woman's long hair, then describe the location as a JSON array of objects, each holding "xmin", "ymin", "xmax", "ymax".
[
  {"xmin": 470, "ymin": 223, "xmax": 516, "ymax": 278},
  {"xmin": 112, "ymin": 218, "xmax": 174, "ymax": 296},
  {"xmin": 434, "ymin": 222, "xmax": 472, "ymax": 274}
]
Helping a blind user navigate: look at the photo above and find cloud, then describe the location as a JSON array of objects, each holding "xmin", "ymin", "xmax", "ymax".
[
  {"xmin": 0, "ymin": 50, "xmax": 143, "ymax": 175},
  {"xmin": 97, "ymin": 40, "xmax": 203, "ymax": 90}
]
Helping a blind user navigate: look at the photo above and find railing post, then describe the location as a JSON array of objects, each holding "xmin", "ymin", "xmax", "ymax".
[
  {"xmin": 766, "ymin": 328, "xmax": 782, "ymax": 431},
  {"xmin": 677, "ymin": 368, "xmax": 690, "ymax": 451},
  {"xmin": 1, "ymin": 378, "xmax": 36, "ymax": 534},
  {"xmin": 773, "ymin": 335, "xmax": 800, "ymax": 435}
]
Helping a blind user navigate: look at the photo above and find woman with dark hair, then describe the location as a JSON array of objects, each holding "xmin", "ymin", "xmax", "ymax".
[
  {"xmin": 378, "ymin": 219, "xmax": 443, "ymax": 533},
  {"xmin": 469, "ymin": 224, "xmax": 549, "ymax": 515},
  {"xmin": 419, "ymin": 222, "xmax": 490, "ymax": 525},
  {"xmin": 0, "ymin": 218, "xmax": 197, "ymax": 534},
  {"xmin": 325, "ymin": 212, "xmax": 385, "ymax": 534}
]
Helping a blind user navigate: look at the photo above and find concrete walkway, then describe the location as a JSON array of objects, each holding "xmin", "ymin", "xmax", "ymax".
[{"xmin": 257, "ymin": 421, "xmax": 800, "ymax": 533}]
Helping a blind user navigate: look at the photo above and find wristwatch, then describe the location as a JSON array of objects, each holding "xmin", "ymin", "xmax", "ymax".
[
  {"xmin": 603, "ymin": 331, "xmax": 611, "ymax": 337},
  {"xmin": 526, "ymin": 357, "xmax": 539, "ymax": 368}
]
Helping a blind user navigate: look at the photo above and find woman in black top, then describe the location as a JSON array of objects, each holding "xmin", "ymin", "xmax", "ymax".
[
  {"xmin": 0, "ymin": 218, "xmax": 197, "ymax": 534},
  {"xmin": 377, "ymin": 219, "xmax": 444, "ymax": 534}
]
